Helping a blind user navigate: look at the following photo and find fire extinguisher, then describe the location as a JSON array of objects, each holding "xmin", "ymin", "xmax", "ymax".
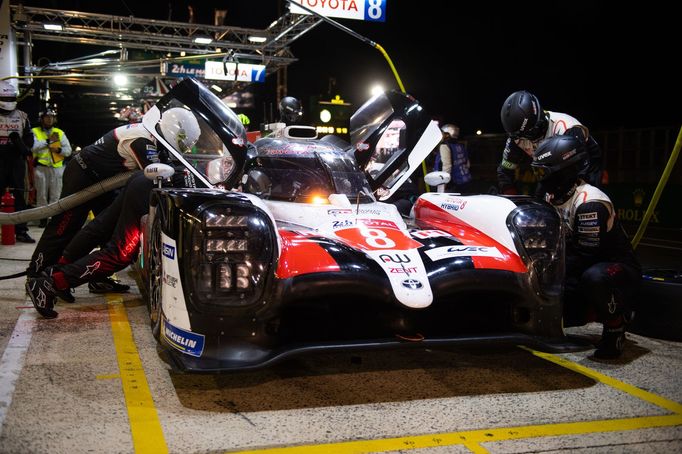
[{"xmin": 1, "ymin": 188, "xmax": 16, "ymax": 245}]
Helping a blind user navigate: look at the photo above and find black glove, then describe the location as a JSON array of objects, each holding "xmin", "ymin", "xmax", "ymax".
[{"xmin": 8, "ymin": 132, "xmax": 31, "ymax": 157}]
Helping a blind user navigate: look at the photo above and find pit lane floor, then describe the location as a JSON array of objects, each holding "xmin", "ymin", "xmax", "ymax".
[{"xmin": 0, "ymin": 232, "xmax": 680, "ymax": 453}]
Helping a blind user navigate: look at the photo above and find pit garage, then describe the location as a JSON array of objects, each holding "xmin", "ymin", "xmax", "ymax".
[{"xmin": 1, "ymin": 2, "xmax": 681, "ymax": 453}]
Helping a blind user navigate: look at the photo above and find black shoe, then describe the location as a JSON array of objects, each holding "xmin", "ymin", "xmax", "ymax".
[
  {"xmin": 26, "ymin": 273, "xmax": 58, "ymax": 319},
  {"xmin": 88, "ymin": 276, "xmax": 130, "ymax": 294},
  {"xmin": 594, "ymin": 325, "xmax": 626, "ymax": 359},
  {"xmin": 42, "ymin": 266, "xmax": 75, "ymax": 303},
  {"xmin": 16, "ymin": 232, "xmax": 36, "ymax": 243},
  {"xmin": 56, "ymin": 287, "xmax": 76, "ymax": 304}
]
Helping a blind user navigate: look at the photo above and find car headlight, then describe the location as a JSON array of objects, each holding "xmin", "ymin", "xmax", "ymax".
[
  {"xmin": 508, "ymin": 204, "xmax": 564, "ymax": 296},
  {"xmin": 189, "ymin": 204, "xmax": 275, "ymax": 308}
]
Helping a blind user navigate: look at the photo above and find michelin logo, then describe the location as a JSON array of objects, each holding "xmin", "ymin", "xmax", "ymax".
[
  {"xmin": 163, "ymin": 319, "xmax": 205, "ymax": 357},
  {"xmin": 162, "ymin": 243, "xmax": 175, "ymax": 259}
]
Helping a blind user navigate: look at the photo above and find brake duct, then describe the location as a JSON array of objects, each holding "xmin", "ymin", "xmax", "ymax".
[{"xmin": 0, "ymin": 171, "xmax": 135, "ymax": 225}]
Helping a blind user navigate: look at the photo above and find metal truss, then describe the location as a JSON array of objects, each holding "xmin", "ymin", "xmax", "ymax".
[{"xmin": 10, "ymin": 5, "xmax": 323, "ymax": 80}]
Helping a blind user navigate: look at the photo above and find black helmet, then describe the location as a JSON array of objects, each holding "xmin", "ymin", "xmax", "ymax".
[
  {"xmin": 531, "ymin": 135, "xmax": 588, "ymax": 204},
  {"xmin": 279, "ymin": 96, "xmax": 303, "ymax": 124},
  {"xmin": 500, "ymin": 90, "xmax": 548, "ymax": 141}
]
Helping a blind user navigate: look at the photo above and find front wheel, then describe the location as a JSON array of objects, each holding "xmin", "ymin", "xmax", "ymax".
[{"xmin": 148, "ymin": 215, "xmax": 163, "ymax": 339}]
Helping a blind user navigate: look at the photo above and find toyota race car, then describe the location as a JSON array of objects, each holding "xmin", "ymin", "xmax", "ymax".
[{"xmin": 137, "ymin": 78, "xmax": 569, "ymax": 371}]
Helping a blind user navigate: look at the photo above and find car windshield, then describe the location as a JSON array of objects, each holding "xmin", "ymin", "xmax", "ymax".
[
  {"xmin": 350, "ymin": 92, "xmax": 394, "ymax": 145},
  {"xmin": 154, "ymin": 89, "xmax": 247, "ymax": 186},
  {"xmin": 250, "ymin": 152, "xmax": 374, "ymax": 203}
]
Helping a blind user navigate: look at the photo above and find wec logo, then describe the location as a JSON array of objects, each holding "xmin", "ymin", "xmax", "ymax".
[
  {"xmin": 425, "ymin": 244, "xmax": 504, "ymax": 261},
  {"xmin": 447, "ymin": 246, "xmax": 489, "ymax": 253}
]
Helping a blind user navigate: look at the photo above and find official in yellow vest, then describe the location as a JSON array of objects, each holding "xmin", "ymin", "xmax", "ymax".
[{"xmin": 31, "ymin": 111, "xmax": 72, "ymax": 225}]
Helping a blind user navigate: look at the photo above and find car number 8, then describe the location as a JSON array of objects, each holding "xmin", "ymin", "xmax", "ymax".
[{"xmin": 362, "ymin": 228, "xmax": 395, "ymax": 248}]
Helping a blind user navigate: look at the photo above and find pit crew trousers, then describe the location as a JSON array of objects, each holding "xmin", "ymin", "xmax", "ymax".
[
  {"xmin": 28, "ymin": 159, "xmax": 115, "ymax": 275},
  {"xmin": 56, "ymin": 172, "xmax": 152, "ymax": 287},
  {"xmin": 563, "ymin": 261, "xmax": 641, "ymax": 326},
  {"xmin": 34, "ymin": 164, "xmax": 65, "ymax": 208},
  {"xmin": 0, "ymin": 154, "xmax": 30, "ymax": 235}
]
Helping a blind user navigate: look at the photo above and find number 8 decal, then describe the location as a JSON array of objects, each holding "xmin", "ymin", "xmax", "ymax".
[{"xmin": 362, "ymin": 228, "xmax": 395, "ymax": 248}]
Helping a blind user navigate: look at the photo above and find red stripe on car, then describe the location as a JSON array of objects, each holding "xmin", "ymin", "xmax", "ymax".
[
  {"xmin": 414, "ymin": 199, "xmax": 526, "ymax": 273},
  {"xmin": 276, "ymin": 230, "xmax": 341, "ymax": 278}
]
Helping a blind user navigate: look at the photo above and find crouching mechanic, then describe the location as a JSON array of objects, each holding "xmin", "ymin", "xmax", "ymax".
[
  {"xmin": 531, "ymin": 135, "xmax": 641, "ymax": 359},
  {"xmin": 26, "ymin": 163, "xmax": 201, "ymax": 318}
]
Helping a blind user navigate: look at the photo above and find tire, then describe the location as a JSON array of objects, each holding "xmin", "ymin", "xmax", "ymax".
[
  {"xmin": 148, "ymin": 215, "xmax": 163, "ymax": 339},
  {"xmin": 629, "ymin": 268, "xmax": 682, "ymax": 342}
]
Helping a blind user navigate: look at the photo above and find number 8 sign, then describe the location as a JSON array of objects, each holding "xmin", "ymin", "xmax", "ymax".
[{"xmin": 289, "ymin": 0, "xmax": 387, "ymax": 23}]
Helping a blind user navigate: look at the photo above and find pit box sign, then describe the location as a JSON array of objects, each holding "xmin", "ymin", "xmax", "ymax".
[
  {"xmin": 204, "ymin": 61, "xmax": 266, "ymax": 83},
  {"xmin": 289, "ymin": 0, "xmax": 387, "ymax": 22}
]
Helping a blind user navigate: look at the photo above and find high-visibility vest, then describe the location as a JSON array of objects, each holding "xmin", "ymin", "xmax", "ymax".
[{"xmin": 32, "ymin": 127, "xmax": 66, "ymax": 168}]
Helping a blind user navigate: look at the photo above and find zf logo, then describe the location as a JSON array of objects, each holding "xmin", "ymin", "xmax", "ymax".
[{"xmin": 162, "ymin": 243, "xmax": 175, "ymax": 259}]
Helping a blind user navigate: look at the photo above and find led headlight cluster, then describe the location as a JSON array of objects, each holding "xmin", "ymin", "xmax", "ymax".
[
  {"xmin": 509, "ymin": 204, "xmax": 563, "ymax": 296},
  {"xmin": 190, "ymin": 204, "xmax": 275, "ymax": 307},
  {"xmin": 511, "ymin": 209, "xmax": 558, "ymax": 260}
]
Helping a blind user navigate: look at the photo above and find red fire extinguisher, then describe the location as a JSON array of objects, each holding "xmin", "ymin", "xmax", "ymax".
[{"xmin": 1, "ymin": 188, "xmax": 16, "ymax": 246}]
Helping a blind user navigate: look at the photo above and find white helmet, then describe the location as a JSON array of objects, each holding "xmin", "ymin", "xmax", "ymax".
[
  {"xmin": 440, "ymin": 123, "xmax": 459, "ymax": 139},
  {"xmin": 158, "ymin": 107, "xmax": 201, "ymax": 153},
  {"xmin": 0, "ymin": 80, "xmax": 18, "ymax": 113}
]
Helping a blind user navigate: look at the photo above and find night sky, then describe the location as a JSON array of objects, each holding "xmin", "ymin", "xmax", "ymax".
[{"xmin": 18, "ymin": 1, "xmax": 680, "ymax": 136}]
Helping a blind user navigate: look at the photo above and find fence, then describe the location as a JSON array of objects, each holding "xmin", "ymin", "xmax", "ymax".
[{"xmin": 461, "ymin": 125, "xmax": 681, "ymax": 227}]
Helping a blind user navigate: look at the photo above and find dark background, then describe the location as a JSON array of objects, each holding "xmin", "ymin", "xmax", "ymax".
[{"xmin": 16, "ymin": 0, "xmax": 681, "ymax": 140}]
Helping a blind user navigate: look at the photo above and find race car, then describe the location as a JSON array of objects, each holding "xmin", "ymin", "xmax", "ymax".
[{"xmin": 137, "ymin": 78, "xmax": 570, "ymax": 371}]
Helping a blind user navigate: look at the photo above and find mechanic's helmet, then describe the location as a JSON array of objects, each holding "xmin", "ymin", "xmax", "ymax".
[
  {"xmin": 158, "ymin": 107, "xmax": 201, "ymax": 153},
  {"xmin": 440, "ymin": 123, "xmax": 459, "ymax": 139},
  {"xmin": 279, "ymin": 96, "xmax": 303, "ymax": 124},
  {"xmin": 531, "ymin": 135, "xmax": 588, "ymax": 204},
  {"xmin": 500, "ymin": 90, "xmax": 548, "ymax": 141},
  {"xmin": 40, "ymin": 109, "xmax": 57, "ymax": 125},
  {"xmin": 0, "ymin": 80, "xmax": 18, "ymax": 114},
  {"xmin": 244, "ymin": 168, "xmax": 272, "ymax": 197}
]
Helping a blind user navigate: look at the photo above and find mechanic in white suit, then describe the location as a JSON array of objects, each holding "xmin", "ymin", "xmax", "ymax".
[
  {"xmin": 497, "ymin": 90, "xmax": 602, "ymax": 195},
  {"xmin": 531, "ymin": 135, "xmax": 641, "ymax": 359}
]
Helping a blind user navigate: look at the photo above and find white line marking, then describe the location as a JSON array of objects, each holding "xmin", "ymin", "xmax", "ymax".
[{"xmin": 0, "ymin": 308, "xmax": 36, "ymax": 435}]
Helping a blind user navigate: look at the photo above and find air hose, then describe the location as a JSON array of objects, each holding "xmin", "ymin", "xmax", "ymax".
[{"xmin": 0, "ymin": 170, "xmax": 135, "ymax": 225}]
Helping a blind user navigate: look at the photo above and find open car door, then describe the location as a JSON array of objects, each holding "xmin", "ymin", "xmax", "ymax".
[
  {"xmin": 142, "ymin": 78, "xmax": 248, "ymax": 189},
  {"xmin": 350, "ymin": 91, "xmax": 442, "ymax": 201}
]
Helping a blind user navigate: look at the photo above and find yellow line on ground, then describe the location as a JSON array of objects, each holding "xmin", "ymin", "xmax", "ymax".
[
  {"xmin": 520, "ymin": 346, "xmax": 682, "ymax": 414},
  {"xmin": 230, "ymin": 414, "xmax": 682, "ymax": 454},
  {"xmin": 107, "ymin": 295, "xmax": 168, "ymax": 454},
  {"xmin": 463, "ymin": 441, "xmax": 489, "ymax": 453},
  {"xmin": 230, "ymin": 347, "xmax": 682, "ymax": 454},
  {"xmin": 96, "ymin": 373, "xmax": 121, "ymax": 380}
]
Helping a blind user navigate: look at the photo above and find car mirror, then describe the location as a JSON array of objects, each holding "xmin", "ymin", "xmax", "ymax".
[
  {"xmin": 144, "ymin": 163, "xmax": 175, "ymax": 186},
  {"xmin": 424, "ymin": 171, "xmax": 450, "ymax": 186}
]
